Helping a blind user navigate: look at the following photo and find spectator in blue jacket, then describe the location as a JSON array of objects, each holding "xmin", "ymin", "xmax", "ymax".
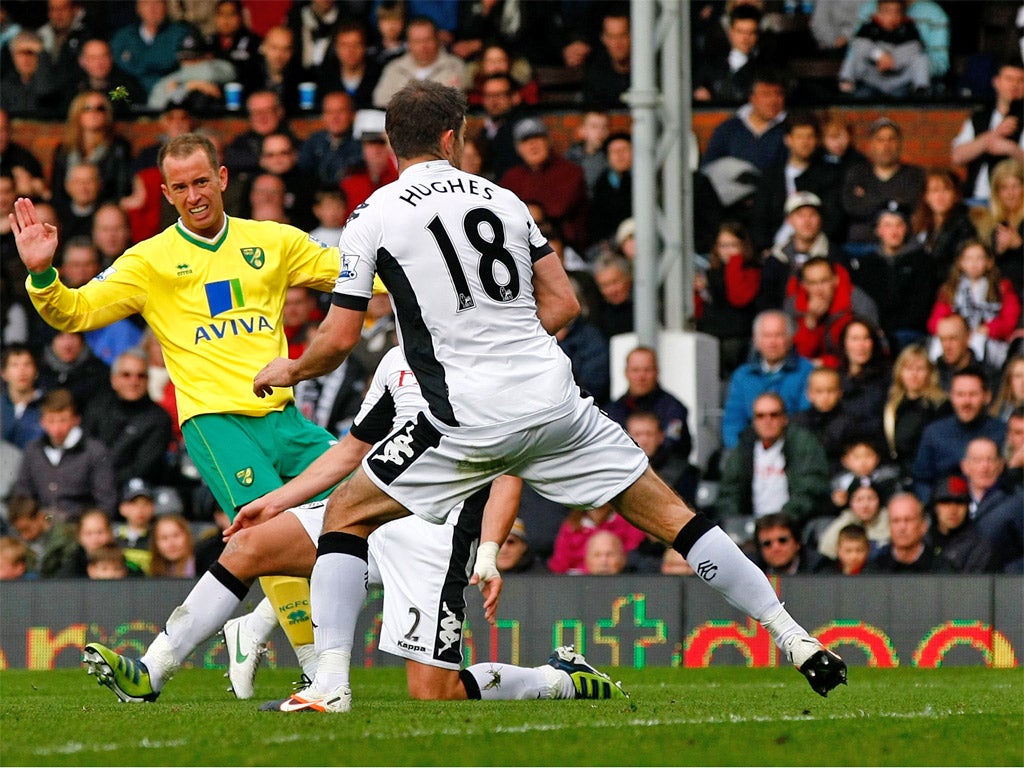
[
  {"xmin": 912, "ymin": 366, "xmax": 1007, "ymax": 502},
  {"xmin": 701, "ymin": 73, "xmax": 788, "ymax": 173},
  {"xmin": 1, "ymin": 345, "xmax": 43, "ymax": 450},
  {"xmin": 721, "ymin": 310, "xmax": 813, "ymax": 450},
  {"xmin": 110, "ymin": 0, "xmax": 192, "ymax": 94},
  {"xmin": 605, "ymin": 346, "xmax": 691, "ymax": 461}
]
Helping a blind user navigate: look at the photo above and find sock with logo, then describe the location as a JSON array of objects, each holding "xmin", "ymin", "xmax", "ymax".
[
  {"xmin": 258, "ymin": 576, "xmax": 314, "ymax": 652},
  {"xmin": 674, "ymin": 517, "xmax": 791, "ymax": 624},
  {"xmin": 461, "ymin": 663, "xmax": 575, "ymax": 700},
  {"xmin": 142, "ymin": 564, "xmax": 247, "ymax": 690},
  {"xmin": 308, "ymin": 533, "xmax": 368, "ymax": 692}
]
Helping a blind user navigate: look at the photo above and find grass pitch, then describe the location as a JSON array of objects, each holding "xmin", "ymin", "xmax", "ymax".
[{"xmin": 1, "ymin": 666, "xmax": 1021, "ymax": 766}]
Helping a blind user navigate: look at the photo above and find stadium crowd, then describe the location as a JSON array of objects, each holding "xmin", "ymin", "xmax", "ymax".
[{"xmin": 0, "ymin": 0, "xmax": 1022, "ymax": 582}]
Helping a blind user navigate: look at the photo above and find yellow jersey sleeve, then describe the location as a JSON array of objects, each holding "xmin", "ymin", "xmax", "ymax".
[{"xmin": 29, "ymin": 219, "xmax": 343, "ymax": 425}]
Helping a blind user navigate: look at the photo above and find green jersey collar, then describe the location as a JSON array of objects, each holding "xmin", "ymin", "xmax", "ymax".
[{"xmin": 175, "ymin": 215, "xmax": 230, "ymax": 251}]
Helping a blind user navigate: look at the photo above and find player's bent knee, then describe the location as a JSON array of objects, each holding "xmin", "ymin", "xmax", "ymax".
[{"xmin": 220, "ymin": 528, "xmax": 263, "ymax": 580}]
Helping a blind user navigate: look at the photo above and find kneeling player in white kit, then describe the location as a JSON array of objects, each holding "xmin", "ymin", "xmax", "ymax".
[{"xmin": 83, "ymin": 347, "xmax": 624, "ymax": 705}]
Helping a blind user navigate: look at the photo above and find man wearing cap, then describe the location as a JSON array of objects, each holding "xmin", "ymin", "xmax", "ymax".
[
  {"xmin": 147, "ymin": 29, "xmax": 237, "ymax": 113},
  {"xmin": 115, "ymin": 477, "xmax": 157, "ymax": 572},
  {"xmin": 925, "ymin": 475, "xmax": 995, "ymax": 573},
  {"xmin": 750, "ymin": 113, "xmax": 843, "ymax": 255},
  {"xmin": 500, "ymin": 117, "xmax": 588, "ymax": 252},
  {"xmin": 847, "ymin": 201, "xmax": 933, "ymax": 350},
  {"xmin": 760, "ymin": 191, "xmax": 849, "ymax": 311},
  {"xmin": 341, "ymin": 109, "xmax": 398, "ymax": 210},
  {"xmin": 841, "ymin": 116, "xmax": 925, "ymax": 251},
  {"xmin": 497, "ymin": 518, "xmax": 537, "ymax": 573}
]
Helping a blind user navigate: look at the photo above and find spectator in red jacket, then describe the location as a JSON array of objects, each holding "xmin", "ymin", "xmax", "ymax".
[
  {"xmin": 340, "ymin": 108, "xmax": 398, "ymax": 210},
  {"xmin": 499, "ymin": 117, "xmax": 588, "ymax": 253},
  {"xmin": 926, "ymin": 240, "xmax": 1021, "ymax": 351},
  {"xmin": 785, "ymin": 256, "xmax": 878, "ymax": 368}
]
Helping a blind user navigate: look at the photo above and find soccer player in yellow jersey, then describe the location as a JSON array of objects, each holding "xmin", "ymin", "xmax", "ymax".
[{"xmin": 10, "ymin": 133, "xmax": 338, "ymax": 696}]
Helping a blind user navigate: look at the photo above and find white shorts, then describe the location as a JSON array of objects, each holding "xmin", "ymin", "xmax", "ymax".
[
  {"xmin": 362, "ymin": 394, "xmax": 649, "ymax": 524},
  {"xmin": 288, "ymin": 488, "xmax": 486, "ymax": 670}
]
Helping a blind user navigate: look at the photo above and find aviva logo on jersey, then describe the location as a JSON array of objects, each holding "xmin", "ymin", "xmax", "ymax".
[
  {"xmin": 205, "ymin": 278, "xmax": 245, "ymax": 316},
  {"xmin": 195, "ymin": 278, "xmax": 274, "ymax": 343}
]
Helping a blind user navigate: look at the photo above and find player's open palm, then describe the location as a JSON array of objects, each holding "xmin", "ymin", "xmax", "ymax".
[{"xmin": 10, "ymin": 197, "xmax": 59, "ymax": 273}]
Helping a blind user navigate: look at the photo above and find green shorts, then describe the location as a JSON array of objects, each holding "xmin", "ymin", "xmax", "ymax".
[{"xmin": 182, "ymin": 403, "xmax": 337, "ymax": 520}]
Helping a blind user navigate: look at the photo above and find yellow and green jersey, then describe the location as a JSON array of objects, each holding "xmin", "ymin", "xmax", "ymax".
[{"xmin": 27, "ymin": 217, "xmax": 340, "ymax": 424}]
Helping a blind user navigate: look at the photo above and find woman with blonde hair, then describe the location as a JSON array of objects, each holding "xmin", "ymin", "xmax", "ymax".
[
  {"xmin": 48, "ymin": 90, "xmax": 133, "ymax": 211},
  {"xmin": 991, "ymin": 356, "xmax": 1024, "ymax": 421},
  {"xmin": 975, "ymin": 157, "xmax": 1023, "ymax": 292},
  {"xmin": 882, "ymin": 343, "xmax": 947, "ymax": 481},
  {"xmin": 148, "ymin": 515, "xmax": 195, "ymax": 578}
]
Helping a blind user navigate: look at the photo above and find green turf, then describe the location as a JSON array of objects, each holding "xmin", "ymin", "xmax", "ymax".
[{"xmin": 1, "ymin": 666, "xmax": 1021, "ymax": 766}]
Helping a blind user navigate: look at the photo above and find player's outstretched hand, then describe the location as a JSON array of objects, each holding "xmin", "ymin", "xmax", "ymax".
[
  {"xmin": 471, "ymin": 541, "xmax": 503, "ymax": 624},
  {"xmin": 10, "ymin": 197, "xmax": 59, "ymax": 273},
  {"xmin": 253, "ymin": 357, "xmax": 296, "ymax": 398},
  {"xmin": 223, "ymin": 499, "xmax": 283, "ymax": 539},
  {"xmin": 470, "ymin": 571, "xmax": 503, "ymax": 625}
]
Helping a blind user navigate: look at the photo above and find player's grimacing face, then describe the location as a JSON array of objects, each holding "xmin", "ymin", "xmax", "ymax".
[{"xmin": 161, "ymin": 151, "xmax": 228, "ymax": 238}]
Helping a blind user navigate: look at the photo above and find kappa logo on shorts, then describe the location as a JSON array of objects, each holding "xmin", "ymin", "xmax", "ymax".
[
  {"xmin": 437, "ymin": 602, "xmax": 461, "ymax": 653},
  {"xmin": 235, "ymin": 467, "xmax": 254, "ymax": 486},
  {"xmin": 372, "ymin": 422, "xmax": 417, "ymax": 466},
  {"xmin": 241, "ymin": 247, "xmax": 265, "ymax": 269}
]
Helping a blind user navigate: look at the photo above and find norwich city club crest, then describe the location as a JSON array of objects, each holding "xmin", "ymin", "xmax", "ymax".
[
  {"xmin": 235, "ymin": 467, "xmax": 254, "ymax": 486},
  {"xmin": 241, "ymin": 247, "xmax": 265, "ymax": 269}
]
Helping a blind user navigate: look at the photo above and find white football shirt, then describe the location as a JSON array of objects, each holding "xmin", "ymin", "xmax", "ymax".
[{"xmin": 334, "ymin": 160, "xmax": 578, "ymax": 431}]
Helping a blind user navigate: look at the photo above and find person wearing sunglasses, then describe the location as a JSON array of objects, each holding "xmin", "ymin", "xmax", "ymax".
[
  {"xmin": 717, "ymin": 392, "xmax": 831, "ymax": 527},
  {"xmin": 751, "ymin": 512, "xmax": 823, "ymax": 576}
]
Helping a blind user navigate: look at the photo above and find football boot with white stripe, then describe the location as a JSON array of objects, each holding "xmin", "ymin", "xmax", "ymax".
[{"xmin": 260, "ymin": 684, "xmax": 352, "ymax": 713}]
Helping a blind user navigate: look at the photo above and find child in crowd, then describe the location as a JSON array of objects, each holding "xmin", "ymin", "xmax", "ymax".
[
  {"xmin": 148, "ymin": 514, "xmax": 195, "ymax": 578},
  {"xmin": 819, "ymin": 479, "xmax": 891, "ymax": 560},
  {"xmin": 565, "ymin": 110, "xmax": 610, "ymax": 196},
  {"xmin": 834, "ymin": 524, "xmax": 872, "ymax": 575},
  {"xmin": 926, "ymin": 240, "xmax": 1021, "ymax": 368},
  {"xmin": 115, "ymin": 478, "xmax": 156, "ymax": 574},
  {"xmin": 6, "ymin": 496, "xmax": 76, "ymax": 577},
  {"xmin": 791, "ymin": 367, "xmax": 857, "ymax": 473},
  {"xmin": 838, "ymin": 0, "xmax": 931, "ymax": 99},
  {"xmin": 830, "ymin": 438, "xmax": 901, "ymax": 511},
  {"xmin": 370, "ymin": 1, "xmax": 406, "ymax": 68},
  {"xmin": 86, "ymin": 543, "xmax": 131, "ymax": 580},
  {"xmin": 547, "ymin": 503, "xmax": 646, "ymax": 575},
  {"xmin": 309, "ymin": 187, "xmax": 349, "ymax": 248},
  {"xmin": 0, "ymin": 536, "xmax": 30, "ymax": 580},
  {"xmin": 56, "ymin": 507, "xmax": 116, "ymax": 577}
]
